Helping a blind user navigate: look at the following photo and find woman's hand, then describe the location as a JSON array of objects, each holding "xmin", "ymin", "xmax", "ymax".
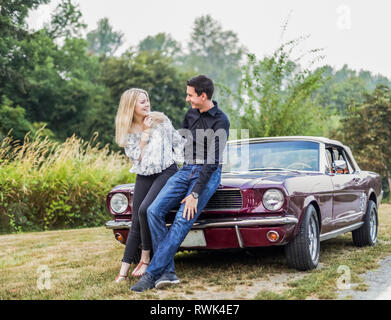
[
  {"xmin": 142, "ymin": 115, "xmax": 153, "ymax": 132},
  {"xmin": 140, "ymin": 116, "xmax": 152, "ymax": 144}
]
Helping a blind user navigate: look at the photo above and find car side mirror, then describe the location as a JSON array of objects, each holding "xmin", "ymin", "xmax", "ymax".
[{"xmin": 333, "ymin": 160, "xmax": 347, "ymax": 173}]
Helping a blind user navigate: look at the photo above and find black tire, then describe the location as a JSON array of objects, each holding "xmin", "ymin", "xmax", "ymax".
[
  {"xmin": 285, "ymin": 204, "xmax": 320, "ymax": 271},
  {"xmin": 352, "ymin": 200, "xmax": 378, "ymax": 247}
]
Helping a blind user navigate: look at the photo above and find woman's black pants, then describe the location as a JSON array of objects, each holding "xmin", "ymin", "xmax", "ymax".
[{"xmin": 122, "ymin": 163, "xmax": 178, "ymax": 264}]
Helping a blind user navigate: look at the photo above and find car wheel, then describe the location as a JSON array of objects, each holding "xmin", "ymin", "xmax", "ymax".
[
  {"xmin": 352, "ymin": 200, "xmax": 378, "ymax": 247},
  {"xmin": 285, "ymin": 204, "xmax": 320, "ymax": 271}
]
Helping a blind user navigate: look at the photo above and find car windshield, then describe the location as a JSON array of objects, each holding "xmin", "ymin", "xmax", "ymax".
[{"xmin": 222, "ymin": 141, "xmax": 320, "ymax": 172}]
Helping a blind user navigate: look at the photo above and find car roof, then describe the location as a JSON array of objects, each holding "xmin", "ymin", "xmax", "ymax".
[{"xmin": 227, "ymin": 136, "xmax": 345, "ymax": 147}]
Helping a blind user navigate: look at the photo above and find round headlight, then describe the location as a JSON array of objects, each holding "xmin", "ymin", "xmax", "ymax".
[
  {"xmin": 262, "ymin": 189, "xmax": 284, "ymax": 211},
  {"xmin": 110, "ymin": 193, "xmax": 129, "ymax": 214}
]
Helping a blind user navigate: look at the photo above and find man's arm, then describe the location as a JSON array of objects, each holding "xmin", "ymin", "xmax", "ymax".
[
  {"xmin": 182, "ymin": 117, "xmax": 230, "ymax": 221},
  {"xmin": 190, "ymin": 118, "xmax": 230, "ymax": 195}
]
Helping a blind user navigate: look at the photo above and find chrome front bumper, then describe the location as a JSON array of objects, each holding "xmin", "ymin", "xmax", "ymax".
[
  {"xmin": 105, "ymin": 220, "xmax": 132, "ymax": 229},
  {"xmin": 192, "ymin": 216, "xmax": 298, "ymax": 229},
  {"xmin": 105, "ymin": 216, "xmax": 298, "ymax": 230}
]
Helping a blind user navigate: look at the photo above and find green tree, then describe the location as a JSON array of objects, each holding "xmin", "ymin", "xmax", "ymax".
[
  {"xmin": 182, "ymin": 15, "xmax": 245, "ymax": 91},
  {"xmin": 0, "ymin": 95, "xmax": 54, "ymax": 143},
  {"xmin": 77, "ymin": 83, "xmax": 115, "ymax": 149},
  {"xmin": 0, "ymin": 0, "xmax": 108, "ymax": 142},
  {"xmin": 86, "ymin": 17, "xmax": 124, "ymax": 56},
  {"xmin": 222, "ymin": 37, "xmax": 328, "ymax": 138},
  {"xmin": 138, "ymin": 32, "xmax": 182, "ymax": 60},
  {"xmin": 0, "ymin": 0, "xmax": 49, "ymax": 99},
  {"xmin": 8, "ymin": 30, "xmax": 106, "ymax": 141},
  {"xmin": 337, "ymin": 85, "xmax": 391, "ymax": 202},
  {"xmin": 312, "ymin": 64, "xmax": 391, "ymax": 115},
  {"xmin": 43, "ymin": 0, "xmax": 86, "ymax": 39},
  {"xmin": 100, "ymin": 50, "xmax": 190, "ymax": 130},
  {"xmin": 0, "ymin": 95, "xmax": 34, "ymax": 141}
]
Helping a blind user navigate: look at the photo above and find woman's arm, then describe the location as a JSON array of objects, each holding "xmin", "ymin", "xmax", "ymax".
[
  {"xmin": 125, "ymin": 116, "xmax": 153, "ymax": 164},
  {"xmin": 137, "ymin": 130, "xmax": 150, "ymax": 162},
  {"xmin": 163, "ymin": 118, "xmax": 186, "ymax": 163}
]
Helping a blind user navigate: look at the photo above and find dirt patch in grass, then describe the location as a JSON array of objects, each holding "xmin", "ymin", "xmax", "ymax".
[{"xmin": 129, "ymin": 248, "xmax": 308, "ymax": 300}]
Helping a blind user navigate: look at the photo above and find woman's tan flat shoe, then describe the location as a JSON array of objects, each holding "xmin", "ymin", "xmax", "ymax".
[{"xmin": 115, "ymin": 274, "xmax": 129, "ymax": 283}]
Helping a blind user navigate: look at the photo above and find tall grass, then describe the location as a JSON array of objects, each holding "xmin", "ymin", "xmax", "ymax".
[{"xmin": 0, "ymin": 128, "xmax": 135, "ymax": 234}]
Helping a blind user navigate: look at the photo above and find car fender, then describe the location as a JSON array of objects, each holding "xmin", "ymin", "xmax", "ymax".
[
  {"xmin": 366, "ymin": 187, "xmax": 378, "ymax": 210},
  {"xmin": 291, "ymin": 195, "xmax": 320, "ymax": 238}
]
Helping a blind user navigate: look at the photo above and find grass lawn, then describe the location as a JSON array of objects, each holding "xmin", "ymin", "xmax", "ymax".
[{"xmin": 1, "ymin": 204, "xmax": 391, "ymax": 300}]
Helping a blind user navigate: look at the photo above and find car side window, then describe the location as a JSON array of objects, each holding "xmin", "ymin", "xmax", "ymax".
[
  {"xmin": 334, "ymin": 148, "xmax": 351, "ymax": 174},
  {"xmin": 331, "ymin": 148, "xmax": 340, "ymax": 173},
  {"xmin": 334, "ymin": 149, "xmax": 343, "ymax": 161},
  {"xmin": 341, "ymin": 149, "xmax": 355, "ymax": 173},
  {"xmin": 326, "ymin": 148, "xmax": 333, "ymax": 173},
  {"xmin": 328, "ymin": 147, "xmax": 349, "ymax": 174}
]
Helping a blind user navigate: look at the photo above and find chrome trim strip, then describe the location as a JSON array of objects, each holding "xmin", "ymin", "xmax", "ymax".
[
  {"xmin": 105, "ymin": 216, "xmax": 299, "ymax": 230},
  {"xmin": 235, "ymin": 225, "xmax": 245, "ymax": 248},
  {"xmin": 227, "ymin": 136, "xmax": 345, "ymax": 148},
  {"xmin": 319, "ymin": 222, "xmax": 364, "ymax": 242},
  {"xmin": 332, "ymin": 211, "xmax": 364, "ymax": 222},
  {"xmin": 191, "ymin": 216, "xmax": 298, "ymax": 229},
  {"xmin": 105, "ymin": 220, "xmax": 132, "ymax": 229},
  {"xmin": 171, "ymin": 208, "xmax": 242, "ymax": 213}
]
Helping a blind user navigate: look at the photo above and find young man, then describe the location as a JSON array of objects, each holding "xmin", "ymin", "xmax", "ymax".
[{"xmin": 130, "ymin": 75, "xmax": 230, "ymax": 292}]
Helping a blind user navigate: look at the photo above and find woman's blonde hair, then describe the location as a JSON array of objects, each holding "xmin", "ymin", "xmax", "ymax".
[{"xmin": 115, "ymin": 88, "xmax": 167, "ymax": 147}]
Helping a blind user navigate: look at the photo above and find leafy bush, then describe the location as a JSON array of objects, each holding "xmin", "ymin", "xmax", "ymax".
[{"xmin": 0, "ymin": 128, "xmax": 135, "ymax": 233}]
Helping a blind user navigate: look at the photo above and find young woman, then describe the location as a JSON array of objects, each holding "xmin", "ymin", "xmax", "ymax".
[{"xmin": 114, "ymin": 88, "xmax": 186, "ymax": 282}]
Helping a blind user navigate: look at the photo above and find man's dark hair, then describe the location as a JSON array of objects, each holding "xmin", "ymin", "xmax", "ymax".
[{"xmin": 186, "ymin": 75, "xmax": 214, "ymax": 100}]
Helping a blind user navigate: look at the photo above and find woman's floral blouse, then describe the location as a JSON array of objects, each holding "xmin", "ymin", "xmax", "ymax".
[{"xmin": 124, "ymin": 115, "xmax": 186, "ymax": 175}]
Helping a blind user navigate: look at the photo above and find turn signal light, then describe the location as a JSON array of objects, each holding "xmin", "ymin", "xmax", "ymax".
[
  {"xmin": 267, "ymin": 230, "xmax": 280, "ymax": 242},
  {"xmin": 115, "ymin": 233, "xmax": 124, "ymax": 243}
]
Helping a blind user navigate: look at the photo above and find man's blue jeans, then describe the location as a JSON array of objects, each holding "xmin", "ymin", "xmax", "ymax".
[{"xmin": 145, "ymin": 164, "xmax": 222, "ymax": 279}]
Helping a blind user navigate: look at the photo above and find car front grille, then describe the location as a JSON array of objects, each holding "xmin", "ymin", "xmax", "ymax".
[
  {"xmin": 205, "ymin": 189, "xmax": 242, "ymax": 210},
  {"xmin": 171, "ymin": 188, "xmax": 242, "ymax": 211}
]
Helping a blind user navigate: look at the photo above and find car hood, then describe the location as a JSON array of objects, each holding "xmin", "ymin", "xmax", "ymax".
[
  {"xmin": 111, "ymin": 183, "xmax": 135, "ymax": 193},
  {"xmin": 219, "ymin": 171, "xmax": 303, "ymax": 189},
  {"xmin": 110, "ymin": 172, "xmax": 309, "ymax": 192}
]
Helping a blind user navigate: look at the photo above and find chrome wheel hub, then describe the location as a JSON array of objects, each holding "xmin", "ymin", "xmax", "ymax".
[{"xmin": 369, "ymin": 208, "xmax": 377, "ymax": 243}]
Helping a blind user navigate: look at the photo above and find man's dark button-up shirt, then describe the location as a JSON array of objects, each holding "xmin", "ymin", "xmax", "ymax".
[{"xmin": 180, "ymin": 100, "xmax": 230, "ymax": 195}]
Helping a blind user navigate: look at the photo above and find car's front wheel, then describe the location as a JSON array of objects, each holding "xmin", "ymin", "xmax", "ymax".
[
  {"xmin": 352, "ymin": 199, "xmax": 378, "ymax": 247},
  {"xmin": 285, "ymin": 204, "xmax": 320, "ymax": 271}
]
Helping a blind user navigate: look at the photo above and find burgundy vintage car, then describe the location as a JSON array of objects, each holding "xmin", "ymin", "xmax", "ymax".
[{"xmin": 105, "ymin": 136, "xmax": 383, "ymax": 270}]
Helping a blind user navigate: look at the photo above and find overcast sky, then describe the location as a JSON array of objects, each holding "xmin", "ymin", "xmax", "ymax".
[{"xmin": 27, "ymin": 0, "xmax": 391, "ymax": 79}]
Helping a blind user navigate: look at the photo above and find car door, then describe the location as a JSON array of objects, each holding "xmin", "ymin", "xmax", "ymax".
[
  {"xmin": 340, "ymin": 147, "xmax": 367, "ymax": 219},
  {"xmin": 328, "ymin": 146, "xmax": 363, "ymax": 229}
]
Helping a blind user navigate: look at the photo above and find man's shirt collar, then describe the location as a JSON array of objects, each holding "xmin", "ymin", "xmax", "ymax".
[
  {"xmin": 197, "ymin": 100, "xmax": 218, "ymax": 117},
  {"xmin": 207, "ymin": 100, "xmax": 218, "ymax": 117}
]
